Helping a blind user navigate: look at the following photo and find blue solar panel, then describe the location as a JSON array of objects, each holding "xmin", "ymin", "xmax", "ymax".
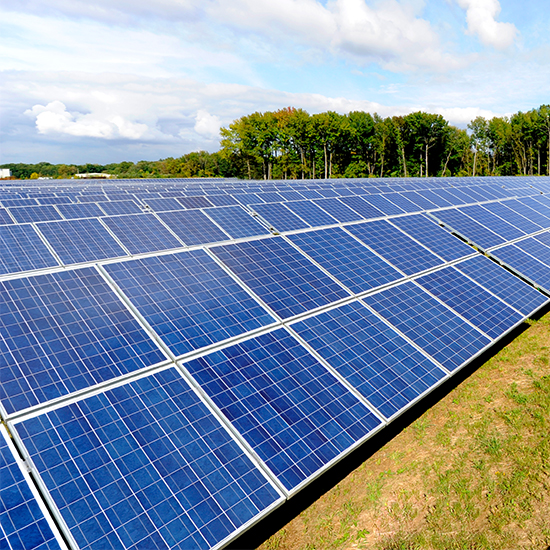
[
  {"xmin": 480, "ymin": 202, "xmax": 541, "ymax": 234},
  {"xmin": 14, "ymin": 368, "xmax": 281, "ymax": 550},
  {"xmin": 1, "ymin": 198, "xmax": 38, "ymax": 208},
  {"xmin": 313, "ymin": 198, "xmax": 363, "ymax": 223},
  {"xmin": 505, "ymin": 199, "xmax": 550, "ymax": 228},
  {"xmin": 177, "ymin": 196, "xmax": 213, "ymax": 209},
  {"xmin": 184, "ymin": 328, "xmax": 382, "ymax": 491},
  {"xmin": 211, "ymin": 238, "xmax": 350, "ymax": 319},
  {"xmin": 292, "ymin": 301, "xmax": 446, "ymax": 419},
  {"xmin": 143, "ymin": 198, "xmax": 185, "ymax": 212},
  {"xmin": 454, "ymin": 255, "xmax": 548, "ymax": 316},
  {"xmin": 99, "ymin": 200, "xmax": 143, "ymax": 216},
  {"xmin": 158, "ymin": 210, "xmax": 229, "ymax": 246},
  {"xmin": 518, "ymin": 197, "xmax": 550, "ymax": 222},
  {"xmin": 0, "ymin": 207, "xmax": 14, "ymax": 225},
  {"xmin": 105, "ymin": 251, "xmax": 275, "ymax": 357},
  {"xmin": 429, "ymin": 209, "xmax": 504, "ymax": 249},
  {"xmin": 384, "ymin": 193, "xmax": 422, "ymax": 213},
  {"xmin": 102, "ymin": 214, "xmax": 183, "ymax": 255},
  {"xmin": 37, "ymin": 219, "xmax": 128, "ymax": 264},
  {"xmin": 0, "ymin": 427, "xmax": 62, "ymax": 550},
  {"xmin": 284, "ymin": 200, "xmax": 338, "ymax": 227},
  {"xmin": 534, "ymin": 231, "xmax": 550, "ymax": 249},
  {"xmin": 0, "ymin": 267, "xmax": 166, "ymax": 414},
  {"xmin": 515, "ymin": 237, "xmax": 550, "ymax": 266},
  {"xmin": 361, "ymin": 195, "xmax": 405, "ymax": 216},
  {"xmin": 251, "ymin": 203, "xmax": 309, "ymax": 232},
  {"xmin": 415, "ymin": 266, "xmax": 523, "ymax": 339},
  {"xmin": 347, "ymin": 220, "xmax": 444, "ymax": 275},
  {"xmin": 458, "ymin": 205, "xmax": 525, "ymax": 241},
  {"xmin": 491, "ymin": 244, "xmax": 550, "ymax": 290},
  {"xmin": 416, "ymin": 190, "xmax": 452, "ymax": 208},
  {"xmin": 288, "ymin": 227, "xmax": 403, "ymax": 294},
  {"xmin": 77, "ymin": 194, "xmax": 108, "ymax": 203},
  {"xmin": 207, "ymin": 195, "xmax": 240, "ymax": 207},
  {"xmin": 0, "ymin": 225, "xmax": 59, "ymax": 275},
  {"xmin": 432, "ymin": 189, "xmax": 465, "ymax": 206},
  {"xmin": 56, "ymin": 203, "xmax": 105, "ymax": 220},
  {"xmin": 364, "ymin": 282, "xmax": 491, "ymax": 372},
  {"xmin": 338, "ymin": 196, "xmax": 385, "ymax": 219},
  {"xmin": 9, "ymin": 205, "xmax": 63, "ymax": 224},
  {"xmin": 202, "ymin": 206, "xmax": 271, "ymax": 239}
]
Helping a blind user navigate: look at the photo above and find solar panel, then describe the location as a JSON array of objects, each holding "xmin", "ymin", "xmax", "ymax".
[
  {"xmin": 0, "ymin": 207, "xmax": 14, "ymax": 225},
  {"xmin": 0, "ymin": 426, "xmax": 63, "ymax": 550},
  {"xmin": 183, "ymin": 328, "xmax": 382, "ymax": 491},
  {"xmin": 416, "ymin": 190, "xmax": 452, "ymax": 208},
  {"xmin": 364, "ymin": 282, "xmax": 491, "ymax": 372},
  {"xmin": 202, "ymin": 206, "xmax": 271, "ymax": 240},
  {"xmin": 429, "ymin": 208, "xmax": 504, "ymax": 249},
  {"xmin": 251, "ymin": 203, "xmax": 309, "ymax": 232},
  {"xmin": 211, "ymin": 237, "xmax": 350, "ymax": 319},
  {"xmin": 101, "ymin": 214, "xmax": 183, "ymax": 255},
  {"xmin": 389, "ymin": 214, "xmax": 473, "ymax": 262},
  {"xmin": 143, "ymin": 198, "xmax": 185, "ymax": 212},
  {"xmin": 13, "ymin": 368, "xmax": 281, "ymax": 549},
  {"xmin": 347, "ymin": 220, "xmax": 444, "ymax": 275},
  {"xmin": 338, "ymin": 196, "xmax": 385, "ymax": 219},
  {"xmin": 454, "ymin": 255, "xmax": 548, "ymax": 315},
  {"xmin": 291, "ymin": 301, "xmax": 446, "ymax": 419},
  {"xmin": 384, "ymin": 193, "xmax": 421, "ymax": 213},
  {"xmin": 431, "ymin": 188, "xmax": 465, "ymax": 205},
  {"xmin": 504, "ymin": 199, "xmax": 550, "ymax": 228},
  {"xmin": 0, "ymin": 224, "xmax": 59, "ymax": 275},
  {"xmin": 105, "ymin": 250, "xmax": 275, "ymax": 357},
  {"xmin": 37, "ymin": 219, "xmax": 128, "ymax": 264},
  {"xmin": 98, "ymin": 200, "xmax": 143, "ymax": 216},
  {"xmin": 415, "ymin": 266, "xmax": 523, "ymax": 338},
  {"xmin": 313, "ymin": 198, "xmax": 363, "ymax": 223},
  {"xmin": 457, "ymin": 205, "xmax": 525, "ymax": 241},
  {"xmin": 207, "ymin": 195, "xmax": 240, "ymax": 207},
  {"xmin": 491, "ymin": 244, "xmax": 550, "ymax": 290},
  {"xmin": 0, "ymin": 267, "xmax": 166, "ymax": 414},
  {"xmin": 284, "ymin": 200, "xmax": 338, "ymax": 227},
  {"xmin": 177, "ymin": 196, "xmax": 213, "ymax": 209},
  {"xmin": 515, "ymin": 237, "xmax": 550, "ymax": 266},
  {"xmin": 288, "ymin": 227, "xmax": 403, "ymax": 294},
  {"xmin": 8, "ymin": 205, "xmax": 63, "ymax": 224},
  {"xmin": 361, "ymin": 195, "xmax": 404, "ymax": 216},
  {"xmin": 480, "ymin": 202, "xmax": 541, "ymax": 234},
  {"xmin": 158, "ymin": 210, "xmax": 229, "ymax": 246},
  {"xmin": 56, "ymin": 202, "xmax": 105, "ymax": 220}
]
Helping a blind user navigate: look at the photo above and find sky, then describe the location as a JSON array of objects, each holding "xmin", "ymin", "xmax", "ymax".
[{"xmin": 1, "ymin": 0, "xmax": 549, "ymax": 164}]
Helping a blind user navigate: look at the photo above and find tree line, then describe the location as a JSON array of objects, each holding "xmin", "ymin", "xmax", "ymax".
[{"xmin": 2, "ymin": 104, "xmax": 550, "ymax": 180}]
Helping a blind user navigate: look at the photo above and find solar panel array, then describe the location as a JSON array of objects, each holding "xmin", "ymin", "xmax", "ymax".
[{"xmin": 2, "ymin": 174, "xmax": 550, "ymax": 549}]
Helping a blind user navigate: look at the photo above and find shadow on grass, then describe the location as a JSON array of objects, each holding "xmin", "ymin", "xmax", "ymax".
[{"xmin": 227, "ymin": 302, "xmax": 550, "ymax": 550}]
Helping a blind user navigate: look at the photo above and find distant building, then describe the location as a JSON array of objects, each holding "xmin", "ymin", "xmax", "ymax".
[
  {"xmin": 0, "ymin": 169, "xmax": 11, "ymax": 178},
  {"xmin": 75, "ymin": 173, "xmax": 113, "ymax": 179}
]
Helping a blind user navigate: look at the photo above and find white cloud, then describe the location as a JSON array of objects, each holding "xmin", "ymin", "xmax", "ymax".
[
  {"xmin": 25, "ymin": 101, "xmax": 150, "ymax": 139},
  {"xmin": 456, "ymin": 0, "xmax": 517, "ymax": 49},
  {"xmin": 193, "ymin": 110, "xmax": 221, "ymax": 139}
]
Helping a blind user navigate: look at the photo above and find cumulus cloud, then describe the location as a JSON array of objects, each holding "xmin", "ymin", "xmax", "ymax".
[
  {"xmin": 25, "ymin": 101, "xmax": 150, "ymax": 139},
  {"xmin": 193, "ymin": 110, "xmax": 221, "ymax": 139},
  {"xmin": 456, "ymin": 0, "xmax": 517, "ymax": 49}
]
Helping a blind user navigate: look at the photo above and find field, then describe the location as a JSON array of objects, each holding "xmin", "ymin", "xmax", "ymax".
[{"xmin": 230, "ymin": 306, "xmax": 550, "ymax": 550}]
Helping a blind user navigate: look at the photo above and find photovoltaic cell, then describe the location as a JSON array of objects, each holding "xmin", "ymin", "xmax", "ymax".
[
  {"xmin": 480, "ymin": 202, "xmax": 541, "ymax": 234},
  {"xmin": 397, "ymin": 191, "xmax": 437, "ymax": 210},
  {"xmin": 102, "ymin": 214, "xmax": 183, "ymax": 255},
  {"xmin": 432, "ymin": 189, "xmax": 465, "ymax": 206},
  {"xmin": 177, "ymin": 196, "xmax": 213, "ymax": 209},
  {"xmin": 143, "ymin": 198, "xmax": 185, "ymax": 212},
  {"xmin": 105, "ymin": 250, "xmax": 275, "ymax": 357},
  {"xmin": 454, "ymin": 255, "xmax": 548, "ymax": 316},
  {"xmin": 0, "ymin": 427, "xmax": 62, "ymax": 550},
  {"xmin": 184, "ymin": 328, "xmax": 382, "ymax": 491},
  {"xmin": 347, "ymin": 220, "xmax": 443, "ymax": 275},
  {"xmin": 518, "ymin": 197, "xmax": 550, "ymax": 222},
  {"xmin": 288, "ymin": 227, "xmax": 403, "ymax": 294},
  {"xmin": 430, "ymin": 209, "xmax": 504, "ymax": 249},
  {"xmin": 56, "ymin": 203, "xmax": 105, "ymax": 220},
  {"xmin": 202, "ymin": 206, "xmax": 271, "ymax": 239},
  {"xmin": 416, "ymin": 190, "xmax": 452, "ymax": 208},
  {"xmin": 0, "ymin": 208, "xmax": 14, "ymax": 225},
  {"xmin": 37, "ymin": 219, "xmax": 128, "ymax": 264},
  {"xmin": 0, "ymin": 225, "xmax": 59, "ymax": 275},
  {"xmin": 158, "ymin": 210, "xmax": 229, "ymax": 246},
  {"xmin": 504, "ymin": 199, "xmax": 550, "ymax": 228},
  {"xmin": 251, "ymin": 203, "xmax": 309, "ymax": 232},
  {"xmin": 313, "ymin": 198, "xmax": 363, "ymax": 223},
  {"xmin": 415, "ymin": 266, "xmax": 523, "ymax": 339},
  {"xmin": 292, "ymin": 301, "xmax": 446, "ymax": 419},
  {"xmin": 8, "ymin": 206, "xmax": 63, "ymax": 224},
  {"xmin": 284, "ymin": 200, "xmax": 338, "ymax": 227},
  {"xmin": 99, "ymin": 200, "xmax": 143, "ymax": 216},
  {"xmin": 208, "ymin": 195, "xmax": 240, "ymax": 207},
  {"xmin": 389, "ymin": 214, "xmax": 473, "ymax": 261},
  {"xmin": 384, "ymin": 193, "xmax": 421, "ymax": 213},
  {"xmin": 515, "ymin": 237, "xmax": 550, "ymax": 266},
  {"xmin": 491, "ymin": 244, "xmax": 550, "ymax": 290},
  {"xmin": 364, "ymin": 282, "xmax": 491, "ymax": 372},
  {"xmin": 458, "ymin": 205, "xmax": 525, "ymax": 241},
  {"xmin": 361, "ymin": 195, "xmax": 404, "ymax": 216},
  {"xmin": 211, "ymin": 238, "xmax": 350, "ymax": 319},
  {"xmin": 14, "ymin": 368, "xmax": 281, "ymax": 550},
  {"xmin": 0, "ymin": 267, "xmax": 166, "ymax": 414},
  {"xmin": 338, "ymin": 196, "xmax": 384, "ymax": 220}
]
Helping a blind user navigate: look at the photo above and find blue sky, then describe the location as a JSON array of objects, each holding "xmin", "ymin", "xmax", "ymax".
[{"xmin": 1, "ymin": 0, "xmax": 549, "ymax": 164}]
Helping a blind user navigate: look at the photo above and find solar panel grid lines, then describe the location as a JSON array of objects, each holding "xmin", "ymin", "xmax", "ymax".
[
  {"xmin": 312, "ymin": 198, "xmax": 364, "ymax": 223},
  {"xmin": 10, "ymin": 367, "xmax": 284, "ymax": 550},
  {"xmin": 181, "ymin": 327, "xmax": 384, "ymax": 495},
  {"xmin": 457, "ymin": 204, "xmax": 526, "ymax": 241},
  {"xmin": 157, "ymin": 210, "xmax": 231, "ymax": 247},
  {"xmin": 363, "ymin": 280, "xmax": 491, "ymax": 373},
  {"xmin": 201, "ymin": 206, "xmax": 272, "ymax": 240},
  {"xmin": 250, "ymin": 202, "xmax": 310, "ymax": 233},
  {"xmin": 0, "ymin": 424, "xmax": 66, "ymax": 550},
  {"xmin": 288, "ymin": 301, "xmax": 448, "ymax": 421},
  {"xmin": 480, "ymin": 201, "xmax": 542, "ymax": 235},
  {"xmin": 284, "ymin": 200, "xmax": 340, "ymax": 228}
]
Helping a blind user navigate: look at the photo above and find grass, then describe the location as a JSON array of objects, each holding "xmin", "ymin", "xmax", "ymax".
[{"xmin": 256, "ymin": 310, "xmax": 550, "ymax": 550}]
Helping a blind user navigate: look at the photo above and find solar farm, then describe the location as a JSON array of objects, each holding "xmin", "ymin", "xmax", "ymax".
[{"xmin": 2, "ymin": 175, "xmax": 550, "ymax": 550}]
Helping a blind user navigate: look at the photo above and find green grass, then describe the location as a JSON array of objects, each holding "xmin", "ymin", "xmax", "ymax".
[{"xmin": 258, "ymin": 311, "xmax": 550, "ymax": 550}]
